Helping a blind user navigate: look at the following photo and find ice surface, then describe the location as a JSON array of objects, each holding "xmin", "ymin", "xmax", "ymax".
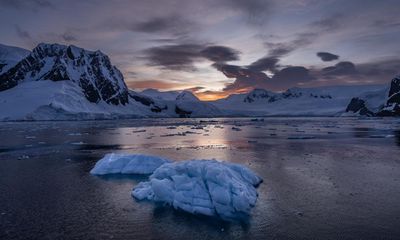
[
  {"xmin": 90, "ymin": 153, "xmax": 171, "ymax": 175},
  {"xmin": 132, "ymin": 159, "xmax": 263, "ymax": 220}
]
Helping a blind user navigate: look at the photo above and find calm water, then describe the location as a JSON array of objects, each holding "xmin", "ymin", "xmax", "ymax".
[{"xmin": 1, "ymin": 117, "xmax": 400, "ymax": 240}]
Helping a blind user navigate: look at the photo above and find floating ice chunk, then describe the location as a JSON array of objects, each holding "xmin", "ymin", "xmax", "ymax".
[
  {"xmin": 132, "ymin": 159, "xmax": 262, "ymax": 220},
  {"xmin": 90, "ymin": 153, "xmax": 171, "ymax": 175}
]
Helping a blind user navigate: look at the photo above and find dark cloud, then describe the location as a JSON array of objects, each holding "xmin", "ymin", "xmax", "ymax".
[
  {"xmin": 317, "ymin": 52, "xmax": 339, "ymax": 62},
  {"xmin": 213, "ymin": 61, "xmax": 314, "ymax": 92},
  {"xmin": 273, "ymin": 66, "xmax": 314, "ymax": 85},
  {"xmin": 143, "ymin": 44, "xmax": 241, "ymax": 71},
  {"xmin": 200, "ymin": 46, "xmax": 240, "ymax": 62},
  {"xmin": 143, "ymin": 44, "xmax": 203, "ymax": 71},
  {"xmin": 247, "ymin": 56, "xmax": 279, "ymax": 72},
  {"xmin": 322, "ymin": 61, "xmax": 358, "ymax": 76},
  {"xmin": 263, "ymin": 15, "xmax": 342, "ymax": 58},
  {"xmin": 264, "ymin": 33, "xmax": 315, "ymax": 57},
  {"xmin": 131, "ymin": 15, "xmax": 196, "ymax": 36},
  {"xmin": 0, "ymin": 0, "xmax": 53, "ymax": 10}
]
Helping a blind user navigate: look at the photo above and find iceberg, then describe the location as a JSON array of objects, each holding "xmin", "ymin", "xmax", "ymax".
[
  {"xmin": 90, "ymin": 153, "xmax": 171, "ymax": 175},
  {"xmin": 132, "ymin": 159, "xmax": 262, "ymax": 220}
]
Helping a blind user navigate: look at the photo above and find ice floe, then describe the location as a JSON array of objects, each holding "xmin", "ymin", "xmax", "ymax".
[
  {"xmin": 91, "ymin": 154, "xmax": 263, "ymax": 220},
  {"xmin": 132, "ymin": 159, "xmax": 262, "ymax": 220},
  {"xmin": 90, "ymin": 153, "xmax": 171, "ymax": 175}
]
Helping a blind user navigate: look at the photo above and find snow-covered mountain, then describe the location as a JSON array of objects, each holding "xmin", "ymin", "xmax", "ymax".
[
  {"xmin": 0, "ymin": 42, "xmax": 399, "ymax": 120},
  {"xmin": 141, "ymin": 89, "xmax": 180, "ymax": 101},
  {"xmin": 0, "ymin": 43, "xmax": 161, "ymax": 120},
  {"xmin": 0, "ymin": 43, "xmax": 224, "ymax": 120},
  {"xmin": 0, "ymin": 44, "xmax": 30, "ymax": 75},
  {"xmin": 0, "ymin": 43, "xmax": 129, "ymax": 105},
  {"xmin": 213, "ymin": 85, "xmax": 387, "ymax": 116},
  {"xmin": 141, "ymin": 90, "xmax": 223, "ymax": 117}
]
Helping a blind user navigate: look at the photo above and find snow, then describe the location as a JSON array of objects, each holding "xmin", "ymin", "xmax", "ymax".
[
  {"xmin": 132, "ymin": 159, "xmax": 262, "ymax": 220},
  {"xmin": 213, "ymin": 84, "xmax": 387, "ymax": 116},
  {"xmin": 0, "ymin": 44, "xmax": 30, "ymax": 74},
  {"xmin": 0, "ymin": 80, "xmax": 152, "ymax": 120},
  {"xmin": 90, "ymin": 153, "xmax": 171, "ymax": 175},
  {"xmin": 141, "ymin": 89, "xmax": 181, "ymax": 101}
]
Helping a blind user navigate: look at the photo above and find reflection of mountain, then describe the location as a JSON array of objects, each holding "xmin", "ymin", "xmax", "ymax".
[{"xmin": 394, "ymin": 130, "xmax": 400, "ymax": 147}]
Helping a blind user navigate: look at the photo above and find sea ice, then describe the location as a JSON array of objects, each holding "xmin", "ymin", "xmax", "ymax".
[
  {"xmin": 132, "ymin": 159, "xmax": 262, "ymax": 220},
  {"xmin": 90, "ymin": 153, "xmax": 171, "ymax": 175}
]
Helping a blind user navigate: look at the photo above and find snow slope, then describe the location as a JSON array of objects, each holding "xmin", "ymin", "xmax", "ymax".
[
  {"xmin": 0, "ymin": 80, "xmax": 154, "ymax": 120},
  {"xmin": 213, "ymin": 85, "xmax": 387, "ymax": 116},
  {"xmin": 0, "ymin": 44, "xmax": 30, "ymax": 75}
]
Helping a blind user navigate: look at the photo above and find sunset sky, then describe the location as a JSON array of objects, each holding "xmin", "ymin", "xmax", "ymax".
[{"xmin": 1, "ymin": 0, "xmax": 400, "ymax": 100}]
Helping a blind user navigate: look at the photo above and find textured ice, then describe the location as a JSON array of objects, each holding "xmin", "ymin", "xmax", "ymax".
[
  {"xmin": 132, "ymin": 159, "xmax": 262, "ymax": 220},
  {"xmin": 90, "ymin": 153, "xmax": 171, "ymax": 175}
]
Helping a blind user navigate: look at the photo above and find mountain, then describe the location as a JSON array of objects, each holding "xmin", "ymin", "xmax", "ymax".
[
  {"xmin": 243, "ymin": 89, "xmax": 274, "ymax": 103},
  {"xmin": 141, "ymin": 89, "xmax": 180, "ymax": 101},
  {"xmin": 0, "ymin": 44, "xmax": 30, "ymax": 75},
  {"xmin": 174, "ymin": 91, "xmax": 222, "ymax": 117},
  {"xmin": 0, "ymin": 43, "xmax": 129, "ymax": 105},
  {"xmin": 213, "ymin": 85, "xmax": 386, "ymax": 116},
  {"xmin": 0, "ymin": 42, "xmax": 399, "ymax": 120},
  {"xmin": 0, "ymin": 43, "xmax": 161, "ymax": 120}
]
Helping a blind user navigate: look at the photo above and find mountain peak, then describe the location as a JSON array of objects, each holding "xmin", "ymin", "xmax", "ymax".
[
  {"xmin": 176, "ymin": 90, "xmax": 199, "ymax": 101},
  {"xmin": 244, "ymin": 88, "xmax": 273, "ymax": 103},
  {"xmin": 0, "ymin": 43, "xmax": 128, "ymax": 105}
]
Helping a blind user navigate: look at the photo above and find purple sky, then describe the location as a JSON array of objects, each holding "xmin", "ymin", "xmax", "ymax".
[{"xmin": 1, "ymin": 0, "xmax": 400, "ymax": 100}]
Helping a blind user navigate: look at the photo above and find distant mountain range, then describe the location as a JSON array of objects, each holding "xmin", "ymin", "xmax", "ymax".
[{"xmin": 0, "ymin": 43, "xmax": 399, "ymax": 120}]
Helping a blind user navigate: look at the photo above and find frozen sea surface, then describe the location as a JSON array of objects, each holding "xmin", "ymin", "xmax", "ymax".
[{"xmin": 1, "ymin": 117, "xmax": 400, "ymax": 239}]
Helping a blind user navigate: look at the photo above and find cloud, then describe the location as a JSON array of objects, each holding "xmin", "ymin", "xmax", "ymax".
[
  {"xmin": 272, "ymin": 66, "xmax": 315, "ymax": 87},
  {"xmin": 185, "ymin": 86, "xmax": 205, "ymax": 92},
  {"xmin": 142, "ymin": 44, "xmax": 204, "ymax": 71},
  {"xmin": 126, "ymin": 79, "xmax": 188, "ymax": 90},
  {"xmin": 130, "ymin": 15, "xmax": 197, "ymax": 36},
  {"xmin": 15, "ymin": 25, "xmax": 32, "ymax": 40},
  {"xmin": 247, "ymin": 56, "xmax": 279, "ymax": 72},
  {"xmin": 0, "ymin": 0, "xmax": 53, "ymax": 10},
  {"xmin": 322, "ymin": 61, "xmax": 358, "ymax": 76},
  {"xmin": 263, "ymin": 15, "xmax": 343, "ymax": 58},
  {"xmin": 142, "ymin": 44, "xmax": 241, "ymax": 71},
  {"xmin": 317, "ymin": 52, "xmax": 339, "ymax": 62},
  {"xmin": 200, "ymin": 46, "xmax": 240, "ymax": 62}
]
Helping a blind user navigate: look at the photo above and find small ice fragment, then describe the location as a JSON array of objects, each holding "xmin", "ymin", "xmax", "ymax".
[{"xmin": 231, "ymin": 127, "xmax": 242, "ymax": 131}]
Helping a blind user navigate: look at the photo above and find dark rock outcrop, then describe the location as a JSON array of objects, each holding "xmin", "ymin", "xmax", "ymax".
[
  {"xmin": 377, "ymin": 75, "xmax": 400, "ymax": 116},
  {"xmin": 345, "ymin": 97, "xmax": 375, "ymax": 116},
  {"xmin": 175, "ymin": 106, "xmax": 192, "ymax": 118}
]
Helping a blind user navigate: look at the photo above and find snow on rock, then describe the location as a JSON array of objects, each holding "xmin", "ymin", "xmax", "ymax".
[
  {"xmin": 132, "ymin": 159, "xmax": 263, "ymax": 220},
  {"xmin": 90, "ymin": 153, "xmax": 171, "ymax": 175},
  {"xmin": 0, "ymin": 44, "xmax": 30, "ymax": 75}
]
